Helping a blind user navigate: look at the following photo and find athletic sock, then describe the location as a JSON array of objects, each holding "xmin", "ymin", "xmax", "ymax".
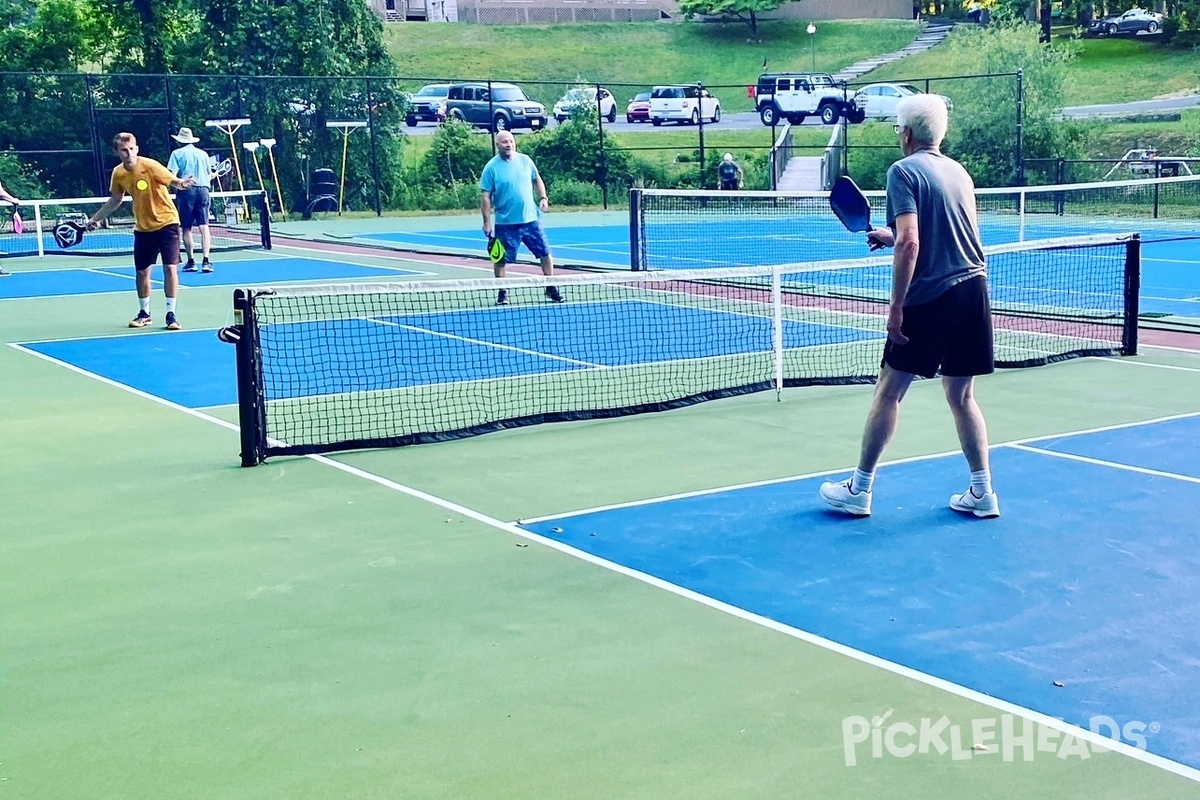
[
  {"xmin": 970, "ymin": 469, "xmax": 993, "ymax": 498},
  {"xmin": 139, "ymin": 296, "xmax": 151, "ymax": 314},
  {"xmin": 165, "ymin": 296, "xmax": 177, "ymax": 314},
  {"xmin": 850, "ymin": 468, "xmax": 875, "ymax": 495}
]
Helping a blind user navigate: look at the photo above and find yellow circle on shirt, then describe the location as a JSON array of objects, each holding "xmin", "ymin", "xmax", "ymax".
[{"xmin": 136, "ymin": 179, "xmax": 149, "ymax": 191}]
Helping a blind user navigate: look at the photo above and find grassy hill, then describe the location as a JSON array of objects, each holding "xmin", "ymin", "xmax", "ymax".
[
  {"xmin": 383, "ymin": 20, "xmax": 918, "ymax": 111},
  {"xmin": 845, "ymin": 26, "xmax": 1200, "ymax": 108}
]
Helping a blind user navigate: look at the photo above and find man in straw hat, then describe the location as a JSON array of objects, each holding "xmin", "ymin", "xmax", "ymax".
[{"xmin": 167, "ymin": 126, "xmax": 214, "ymax": 273}]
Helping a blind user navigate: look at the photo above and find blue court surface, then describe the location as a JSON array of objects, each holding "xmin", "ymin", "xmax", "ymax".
[
  {"xmin": 354, "ymin": 223, "xmax": 1199, "ymax": 318},
  {"xmin": 20, "ymin": 299, "xmax": 881, "ymax": 407},
  {"xmin": 521, "ymin": 417, "xmax": 1200, "ymax": 770},
  {"xmin": 0, "ymin": 256, "xmax": 425, "ymax": 300}
]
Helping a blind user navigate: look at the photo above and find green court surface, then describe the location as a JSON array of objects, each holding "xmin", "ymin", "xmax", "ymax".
[{"xmin": 4, "ymin": 243, "xmax": 1200, "ymax": 799}]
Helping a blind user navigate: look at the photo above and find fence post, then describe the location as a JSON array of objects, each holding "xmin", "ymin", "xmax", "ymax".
[
  {"xmin": 366, "ymin": 77, "xmax": 383, "ymax": 215},
  {"xmin": 696, "ymin": 82, "xmax": 706, "ymax": 189},
  {"xmin": 770, "ymin": 118, "xmax": 778, "ymax": 191},
  {"xmin": 165, "ymin": 74, "xmax": 176, "ymax": 140},
  {"xmin": 85, "ymin": 74, "xmax": 106, "ymax": 195},
  {"xmin": 1015, "ymin": 69, "xmax": 1025, "ymax": 186},
  {"xmin": 1153, "ymin": 160, "xmax": 1161, "ymax": 218},
  {"xmin": 487, "ymin": 80, "xmax": 496, "ymax": 154},
  {"xmin": 596, "ymin": 82, "xmax": 609, "ymax": 210}
]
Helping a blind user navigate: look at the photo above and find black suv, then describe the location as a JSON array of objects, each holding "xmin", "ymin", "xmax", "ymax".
[{"xmin": 444, "ymin": 82, "xmax": 547, "ymax": 132}]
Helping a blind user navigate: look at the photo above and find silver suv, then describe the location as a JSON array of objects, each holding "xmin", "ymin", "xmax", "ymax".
[{"xmin": 444, "ymin": 82, "xmax": 547, "ymax": 132}]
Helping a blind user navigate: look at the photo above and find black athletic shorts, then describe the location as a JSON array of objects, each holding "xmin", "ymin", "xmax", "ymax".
[
  {"xmin": 133, "ymin": 224, "xmax": 182, "ymax": 271},
  {"xmin": 882, "ymin": 275, "xmax": 994, "ymax": 379}
]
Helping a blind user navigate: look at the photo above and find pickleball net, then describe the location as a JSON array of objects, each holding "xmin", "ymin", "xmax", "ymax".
[
  {"xmin": 631, "ymin": 174, "xmax": 1198, "ymax": 270},
  {"xmin": 0, "ymin": 189, "xmax": 271, "ymax": 259},
  {"xmin": 228, "ymin": 233, "xmax": 1138, "ymax": 465}
]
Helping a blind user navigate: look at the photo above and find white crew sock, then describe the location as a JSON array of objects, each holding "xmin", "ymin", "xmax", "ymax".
[
  {"xmin": 970, "ymin": 469, "xmax": 993, "ymax": 497},
  {"xmin": 850, "ymin": 468, "xmax": 875, "ymax": 494}
]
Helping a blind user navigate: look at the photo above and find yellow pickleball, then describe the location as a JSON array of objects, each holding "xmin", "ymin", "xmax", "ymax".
[{"xmin": 136, "ymin": 179, "xmax": 148, "ymax": 191}]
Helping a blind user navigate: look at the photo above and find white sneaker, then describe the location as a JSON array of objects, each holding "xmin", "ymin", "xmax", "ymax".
[
  {"xmin": 949, "ymin": 489, "xmax": 1001, "ymax": 518},
  {"xmin": 819, "ymin": 479, "xmax": 872, "ymax": 516}
]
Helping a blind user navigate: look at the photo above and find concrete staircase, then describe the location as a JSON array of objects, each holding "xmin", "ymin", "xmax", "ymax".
[
  {"xmin": 776, "ymin": 158, "xmax": 823, "ymax": 192},
  {"xmin": 830, "ymin": 23, "xmax": 955, "ymax": 85},
  {"xmin": 776, "ymin": 22, "xmax": 956, "ymax": 191}
]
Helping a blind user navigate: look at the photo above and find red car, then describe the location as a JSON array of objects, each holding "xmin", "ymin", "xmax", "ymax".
[{"xmin": 626, "ymin": 91, "xmax": 651, "ymax": 123}]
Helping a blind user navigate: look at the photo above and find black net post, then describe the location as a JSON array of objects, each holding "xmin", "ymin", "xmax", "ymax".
[
  {"xmin": 1122, "ymin": 234, "xmax": 1141, "ymax": 356},
  {"xmin": 628, "ymin": 188, "xmax": 642, "ymax": 270},
  {"xmin": 233, "ymin": 289, "xmax": 269, "ymax": 467},
  {"xmin": 256, "ymin": 192, "xmax": 272, "ymax": 249}
]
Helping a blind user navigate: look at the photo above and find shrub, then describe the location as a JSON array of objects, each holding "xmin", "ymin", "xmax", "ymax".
[
  {"xmin": 421, "ymin": 118, "xmax": 491, "ymax": 187},
  {"xmin": 546, "ymin": 177, "xmax": 603, "ymax": 207}
]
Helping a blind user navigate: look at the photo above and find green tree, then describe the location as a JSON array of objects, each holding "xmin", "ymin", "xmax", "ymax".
[
  {"xmin": 179, "ymin": 0, "xmax": 392, "ymax": 77},
  {"xmin": 676, "ymin": 0, "xmax": 797, "ymax": 39},
  {"xmin": 0, "ymin": 0, "xmax": 112, "ymax": 70},
  {"xmin": 1162, "ymin": 0, "xmax": 1200, "ymax": 47},
  {"xmin": 935, "ymin": 19, "xmax": 1086, "ymax": 186}
]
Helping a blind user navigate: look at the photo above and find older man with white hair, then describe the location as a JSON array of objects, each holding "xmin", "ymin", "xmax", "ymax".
[{"xmin": 819, "ymin": 93, "xmax": 999, "ymax": 519}]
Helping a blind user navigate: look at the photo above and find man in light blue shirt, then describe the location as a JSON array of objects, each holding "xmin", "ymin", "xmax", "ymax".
[
  {"xmin": 479, "ymin": 130, "xmax": 562, "ymax": 305},
  {"xmin": 167, "ymin": 126, "xmax": 214, "ymax": 273}
]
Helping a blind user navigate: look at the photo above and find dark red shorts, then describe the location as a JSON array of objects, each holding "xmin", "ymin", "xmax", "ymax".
[{"xmin": 133, "ymin": 224, "xmax": 182, "ymax": 271}]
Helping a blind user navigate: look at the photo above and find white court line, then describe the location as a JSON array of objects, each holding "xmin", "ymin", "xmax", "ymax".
[
  {"xmin": 1089, "ymin": 356, "xmax": 1200, "ymax": 374},
  {"xmin": 368, "ymin": 317, "xmax": 605, "ymax": 369},
  {"xmin": 274, "ymin": 240, "xmax": 554, "ymax": 275},
  {"xmin": 1010, "ymin": 443, "xmax": 1200, "ymax": 485},
  {"xmin": 1141, "ymin": 342, "xmax": 1200, "ymax": 354},
  {"xmin": 522, "ymin": 406, "xmax": 1200, "ymax": 524},
  {"xmin": 83, "ymin": 267, "xmax": 141, "ymax": 281},
  {"xmin": 263, "ymin": 246, "xmax": 435, "ymax": 276},
  {"xmin": 6, "ymin": 337, "xmax": 1200, "ymax": 785}
]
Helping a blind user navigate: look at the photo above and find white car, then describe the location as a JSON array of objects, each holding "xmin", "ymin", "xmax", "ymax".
[
  {"xmin": 851, "ymin": 83, "xmax": 953, "ymax": 120},
  {"xmin": 649, "ymin": 85, "xmax": 722, "ymax": 126},
  {"xmin": 553, "ymin": 87, "xmax": 618, "ymax": 123}
]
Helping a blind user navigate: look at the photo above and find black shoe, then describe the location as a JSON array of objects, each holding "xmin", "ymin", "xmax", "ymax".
[
  {"xmin": 545, "ymin": 286, "xmax": 564, "ymax": 303},
  {"xmin": 496, "ymin": 289, "xmax": 509, "ymax": 306},
  {"xmin": 200, "ymin": 259, "xmax": 213, "ymax": 273},
  {"xmin": 182, "ymin": 260, "xmax": 198, "ymax": 273}
]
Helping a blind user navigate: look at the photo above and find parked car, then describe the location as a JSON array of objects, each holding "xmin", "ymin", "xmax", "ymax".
[
  {"xmin": 626, "ymin": 91, "xmax": 651, "ymax": 123},
  {"xmin": 851, "ymin": 82, "xmax": 954, "ymax": 121},
  {"xmin": 553, "ymin": 87, "xmax": 618, "ymax": 123},
  {"xmin": 754, "ymin": 72, "xmax": 855, "ymax": 126},
  {"xmin": 649, "ymin": 85, "xmax": 721, "ymax": 126},
  {"xmin": 444, "ymin": 82, "xmax": 547, "ymax": 132},
  {"xmin": 405, "ymin": 83, "xmax": 450, "ymax": 127},
  {"xmin": 1088, "ymin": 8, "xmax": 1163, "ymax": 35}
]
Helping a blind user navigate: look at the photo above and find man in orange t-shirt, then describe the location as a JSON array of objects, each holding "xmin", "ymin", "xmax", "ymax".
[{"xmin": 87, "ymin": 132, "xmax": 196, "ymax": 330}]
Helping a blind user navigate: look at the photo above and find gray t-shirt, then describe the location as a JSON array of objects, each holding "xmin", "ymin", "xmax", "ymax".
[{"xmin": 885, "ymin": 148, "xmax": 986, "ymax": 306}]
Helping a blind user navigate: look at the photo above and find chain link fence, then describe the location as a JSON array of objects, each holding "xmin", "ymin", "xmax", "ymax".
[{"xmin": 1, "ymin": 70, "xmax": 1023, "ymax": 213}]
